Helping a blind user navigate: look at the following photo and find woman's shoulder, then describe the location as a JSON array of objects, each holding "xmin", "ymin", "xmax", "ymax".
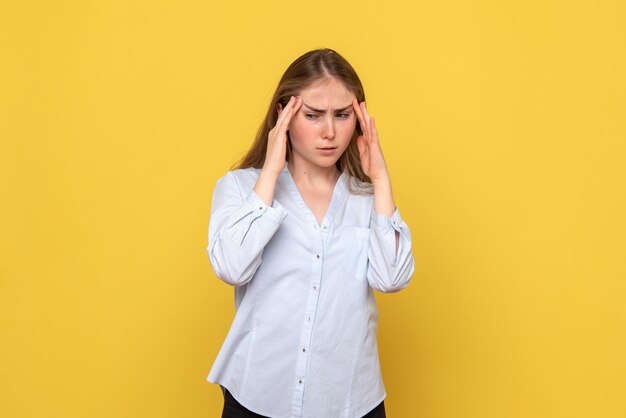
[
  {"xmin": 228, "ymin": 167, "xmax": 262, "ymax": 180},
  {"xmin": 216, "ymin": 167, "xmax": 261, "ymax": 189}
]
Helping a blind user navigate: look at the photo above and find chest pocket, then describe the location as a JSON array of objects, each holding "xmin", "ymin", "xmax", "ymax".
[{"xmin": 335, "ymin": 226, "xmax": 371, "ymax": 282}]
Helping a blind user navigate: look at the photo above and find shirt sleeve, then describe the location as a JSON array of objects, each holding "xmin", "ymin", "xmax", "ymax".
[
  {"xmin": 366, "ymin": 207, "xmax": 415, "ymax": 293},
  {"xmin": 207, "ymin": 171, "xmax": 287, "ymax": 286}
]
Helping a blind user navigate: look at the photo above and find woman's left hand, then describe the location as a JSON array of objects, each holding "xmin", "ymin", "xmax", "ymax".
[{"xmin": 352, "ymin": 99, "xmax": 390, "ymax": 183}]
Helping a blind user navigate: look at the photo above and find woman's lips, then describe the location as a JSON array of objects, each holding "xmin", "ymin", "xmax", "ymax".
[{"xmin": 318, "ymin": 147, "xmax": 337, "ymax": 154}]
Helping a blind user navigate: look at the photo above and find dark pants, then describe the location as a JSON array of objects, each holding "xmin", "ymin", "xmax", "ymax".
[{"xmin": 221, "ymin": 387, "xmax": 386, "ymax": 418}]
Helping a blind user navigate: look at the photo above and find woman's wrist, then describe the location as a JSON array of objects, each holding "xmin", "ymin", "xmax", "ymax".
[
  {"xmin": 261, "ymin": 162, "xmax": 284, "ymax": 179},
  {"xmin": 372, "ymin": 175, "xmax": 396, "ymax": 217},
  {"xmin": 371, "ymin": 170, "xmax": 392, "ymax": 192},
  {"xmin": 254, "ymin": 168, "xmax": 280, "ymax": 206}
]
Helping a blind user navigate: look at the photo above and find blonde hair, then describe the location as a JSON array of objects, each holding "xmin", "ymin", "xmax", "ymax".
[{"xmin": 234, "ymin": 48, "xmax": 372, "ymax": 193}]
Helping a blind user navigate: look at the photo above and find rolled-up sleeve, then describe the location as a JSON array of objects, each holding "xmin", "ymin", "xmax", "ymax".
[
  {"xmin": 367, "ymin": 207, "xmax": 415, "ymax": 293},
  {"xmin": 207, "ymin": 172, "xmax": 287, "ymax": 286}
]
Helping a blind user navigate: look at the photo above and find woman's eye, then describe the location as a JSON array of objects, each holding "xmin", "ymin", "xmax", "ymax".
[{"xmin": 304, "ymin": 113, "xmax": 350, "ymax": 120}]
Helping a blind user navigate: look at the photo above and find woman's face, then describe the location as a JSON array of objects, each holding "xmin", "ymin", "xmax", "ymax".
[{"xmin": 280, "ymin": 77, "xmax": 358, "ymax": 171}]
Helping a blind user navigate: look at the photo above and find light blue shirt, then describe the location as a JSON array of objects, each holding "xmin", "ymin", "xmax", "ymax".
[{"xmin": 206, "ymin": 165, "xmax": 415, "ymax": 418}]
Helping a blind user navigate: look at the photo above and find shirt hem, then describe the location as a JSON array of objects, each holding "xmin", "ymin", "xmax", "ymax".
[
  {"xmin": 352, "ymin": 392, "xmax": 387, "ymax": 418},
  {"xmin": 207, "ymin": 377, "xmax": 289, "ymax": 418}
]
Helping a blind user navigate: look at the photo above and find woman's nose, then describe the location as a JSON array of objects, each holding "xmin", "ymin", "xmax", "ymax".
[{"xmin": 321, "ymin": 116, "xmax": 335, "ymax": 139}]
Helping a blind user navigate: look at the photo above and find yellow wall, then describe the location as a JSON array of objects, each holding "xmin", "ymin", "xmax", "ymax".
[{"xmin": 1, "ymin": 1, "xmax": 624, "ymax": 417}]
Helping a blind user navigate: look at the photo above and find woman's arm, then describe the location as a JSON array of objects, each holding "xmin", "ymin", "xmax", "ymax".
[
  {"xmin": 254, "ymin": 96, "xmax": 303, "ymax": 205},
  {"xmin": 207, "ymin": 172, "xmax": 287, "ymax": 286},
  {"xmin": 367, "ymin": 207, "xmax": 415, "ymax": 293},
  {"xmin": 208, "ymin": 96, "xmax": 302, "ymax": 286},
  {"xmin": 372, "ymin": 175, "xmax": 400, "ymax": 252},
  {"xmin": 352, "ymin": 99, "xmax": 414, "ymax": 292},
  {"xmin": 353, "ymin": 99, "xmax": 401, "ymax": 250}
]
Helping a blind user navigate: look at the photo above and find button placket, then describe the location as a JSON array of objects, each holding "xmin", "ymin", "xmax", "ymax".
[{"xmin": 291, "ymin": 226, "xmax": 325, "ymax": 416}]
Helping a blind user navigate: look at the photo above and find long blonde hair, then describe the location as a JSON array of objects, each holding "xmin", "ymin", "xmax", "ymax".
[{"xmin": 234, "ymin": 48, "xmax": 372, "ymax": 192}]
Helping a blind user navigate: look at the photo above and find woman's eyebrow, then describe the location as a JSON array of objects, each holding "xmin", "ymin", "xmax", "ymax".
[{"xmin": 302, "ymin": 102, "xmax": 354, "ymax": 113}]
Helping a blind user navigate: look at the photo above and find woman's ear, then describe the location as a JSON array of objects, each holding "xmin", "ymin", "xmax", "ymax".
[{"xmin": 277, "ymin": 103, "xmax": 283, "ymax": 117}]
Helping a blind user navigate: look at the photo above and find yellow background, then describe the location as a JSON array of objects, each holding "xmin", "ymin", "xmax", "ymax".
[{"xmin": 1, "ymin": 0, "xmax": 625, "ymax": 417}]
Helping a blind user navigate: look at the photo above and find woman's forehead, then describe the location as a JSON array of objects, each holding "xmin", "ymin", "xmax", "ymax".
[{"xmin": 298, "ymin": 78, "xmax": 355, "ymax": 109}]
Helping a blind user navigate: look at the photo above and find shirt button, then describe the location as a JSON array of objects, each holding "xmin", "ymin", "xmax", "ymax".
[
  {"xmin": 312, "ymin": 285, "xmax": 317, "ymax": 291},
  {"xmin": 307, "ymin": 316, "xmax": 311, "ymax": 321},
  {"xmin": 316, "ymin": 254, "xmax": 320, "ymax": 259},
  {"xmin": 258, "ymin": 206, "xmax": 262, "ymax": 210},
  {"xmin": 302, "ymin": 347, "xmax": 306, "ymax": 352},
  {"xmin": 298, "ymin": 379, "xmax": 303, "ymax": 384}
]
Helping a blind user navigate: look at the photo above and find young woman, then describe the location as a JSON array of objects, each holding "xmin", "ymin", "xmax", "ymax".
[{"xmin": 206, "ymin": 48, "xmax": 415, "ymax": 418}]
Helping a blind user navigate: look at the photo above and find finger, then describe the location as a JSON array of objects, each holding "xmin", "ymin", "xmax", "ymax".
[
  {"xmin": 352, "ymin": 99, "xmax": 369, "ymax": 137},
  {"xmin": 370, "ymin": 117, "xmax": 380, "ymax": 145},
  {"xmin": 356, "ymin": 135, "xmax": 366, "ymax": 157},
  {"xmin": 273, "ymin": 98, "xmax": 292, "ymax": 133},
  {"xmin": 370, "ymin": 117, "xmax": 387, "ymax": 165},
  {"xmin": 360, "ymin": 101, "xmax": 373, "ymax": 142},
  {"xmin": 359, "ymin": 101, "xmax": 372, "ymax": 129},
  {"xmin": 275, "ymin": 96, "xmax": 299, "ymax": 133},
  {"xmin": 276, "ymin": 96, "xmax": 297, "ymax": 124},
  {"xmin": 276, "ymin": 96, "xmax": 298, "ymax": 124},
  {"xmin": 293, "ymin": 96, "xmax": 303, "ymax": 113},
  {"xmin": 279, "ymin": 96, "xmax": 302, "ymax": 132}
]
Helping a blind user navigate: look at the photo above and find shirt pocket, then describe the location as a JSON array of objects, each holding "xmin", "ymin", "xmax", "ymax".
[{"xmin": 336, "ymin": 226, "xmax": 371, "ymax": 282}]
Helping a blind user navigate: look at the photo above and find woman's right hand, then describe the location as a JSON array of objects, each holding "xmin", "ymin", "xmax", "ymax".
[{"xmin": 263, "ymin": 96, "xmax": 303, "ymax": 176}]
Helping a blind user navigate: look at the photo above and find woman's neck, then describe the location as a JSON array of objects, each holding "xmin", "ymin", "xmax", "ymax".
[{"xmin": 287, "ymin": 160, "xmax": 340, "ymax": 189}]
